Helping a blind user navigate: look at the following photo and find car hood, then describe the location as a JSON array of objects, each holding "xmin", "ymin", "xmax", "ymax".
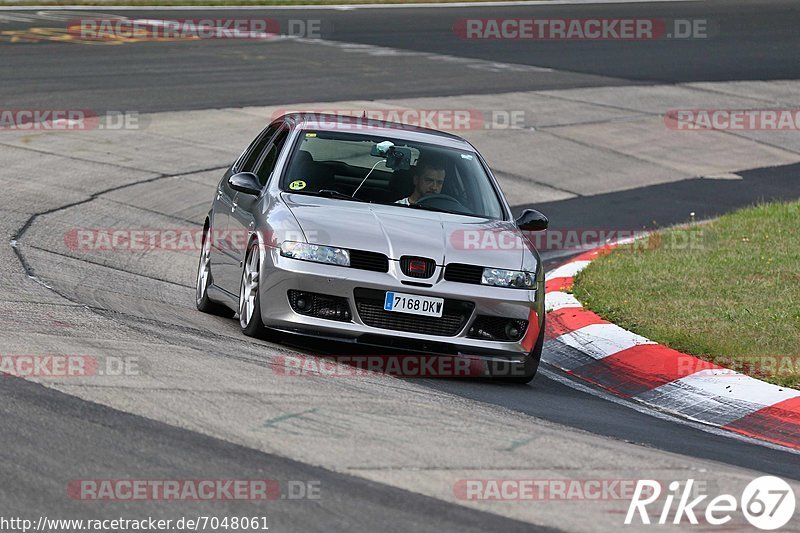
[{"xmin": 283, "ymin": 194, "xmax": 528, "ymax": 270}]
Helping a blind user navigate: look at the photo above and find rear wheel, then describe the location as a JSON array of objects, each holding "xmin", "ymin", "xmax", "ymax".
[{"xmin": 196, "ymin": 224, "xmax": 235, "ymax": 318}]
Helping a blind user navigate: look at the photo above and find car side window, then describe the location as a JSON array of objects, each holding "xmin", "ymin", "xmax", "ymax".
[
  {"xmin": 255, "ymin": 127, "xmax": 290, "ymax": 186},
  {"xmin": 238, "ymin": 124, "xmax": 279, "ymax": 173}
]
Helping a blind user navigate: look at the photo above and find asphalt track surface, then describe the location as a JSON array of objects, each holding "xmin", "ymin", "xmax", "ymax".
[
  {"xmin": 0, "ymin": 376, "xmax": 546, "ymax": 532},
  {"xmin": 2, "ymin": 1, "xmax": 800, "ymax": 531},
  {"xmin": 0, "ymin": 0, "xmax": 799, "ymax": 111}
]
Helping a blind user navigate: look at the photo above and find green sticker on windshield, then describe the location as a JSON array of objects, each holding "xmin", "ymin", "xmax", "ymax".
[{"xmin": 289, "ymin": 180, "xmax": 307, "ymax": 191}]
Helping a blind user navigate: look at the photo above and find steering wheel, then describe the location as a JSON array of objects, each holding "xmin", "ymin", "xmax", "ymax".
[{"xmin": 415, "ymin": 193, "xmax": 470, "ymax": 214}]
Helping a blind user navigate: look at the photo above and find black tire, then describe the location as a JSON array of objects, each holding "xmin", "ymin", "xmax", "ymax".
[
  {"xmin": 238, "ymin": 243, "xmax": 267, "ymax": 337},
  {"xmin": 489, "ymin": 315, "xmax": 545, "ymax": 384},
  {"xmin": 238, "ymin": 242, "xmax": 281, "ymax": 342},
  {"xmin": 196, "ymin": 224, "xmax": 235, "ymax": 318}
]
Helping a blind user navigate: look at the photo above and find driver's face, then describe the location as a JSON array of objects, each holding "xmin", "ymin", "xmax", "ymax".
[{"xmin": 414, "ymin": 167, "xmax": 446, "ymax": 197}]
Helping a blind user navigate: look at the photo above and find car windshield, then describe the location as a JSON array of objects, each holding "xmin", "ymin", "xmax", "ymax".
[{"xmin": 279, "ymin": 130, "xmax": 505, "ymax": 219}]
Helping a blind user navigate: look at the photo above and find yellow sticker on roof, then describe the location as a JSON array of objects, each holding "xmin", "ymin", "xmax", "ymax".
[
  {"xmin": 305, "ymin": 133, "xmax": 317, "ymax": 137},
  {"xmin": 289, "ymin": 180, "xmax": 307, "ymax": 190}
]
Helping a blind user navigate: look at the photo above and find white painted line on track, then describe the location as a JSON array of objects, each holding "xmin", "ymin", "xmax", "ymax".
[
  {"xmin": 287, "ymin": 35, "xmax": 554, "ymax": 73},
  {"xmin": 0, "ymin": 10, "xmax": 555, "ymax": 75}
]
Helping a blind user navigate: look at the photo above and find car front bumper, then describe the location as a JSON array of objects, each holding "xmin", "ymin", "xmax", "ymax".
[{"xmin": 259, "ymin": 246, "xmax": 544, "ymax": 359}]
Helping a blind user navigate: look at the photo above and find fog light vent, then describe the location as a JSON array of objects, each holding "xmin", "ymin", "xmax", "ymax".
[
  {"xmin": 468, "ymin": 316, "xmax": 529, "ymax": 341},
  {"xmin": 288, "ymin": 290, "xmax": 352, "ymax": 322}
]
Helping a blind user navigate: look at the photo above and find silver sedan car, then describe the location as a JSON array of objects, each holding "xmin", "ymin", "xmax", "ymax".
[{"xmin": 196, "ymin": 113, "xmax": 548, "ymax": 382}]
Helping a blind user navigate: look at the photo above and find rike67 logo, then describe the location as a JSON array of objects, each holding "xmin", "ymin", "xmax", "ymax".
[{"xmin": 626, "ymin": 476, "xmax": 795, "ymax": 530}]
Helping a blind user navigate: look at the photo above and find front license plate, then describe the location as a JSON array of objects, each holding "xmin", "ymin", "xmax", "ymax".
[{"xmin": 384, "ymin": 291, "xmax": 444, "ymax": 318}]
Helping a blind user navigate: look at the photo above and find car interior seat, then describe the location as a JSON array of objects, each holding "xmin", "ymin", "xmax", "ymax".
[
  {"xmin": 388, "ymin": 169, "xmax": 415, "ymax": 202},
  {"xmin": 290, "ymin": 150, "xmax": 335, "ymax": 191}
]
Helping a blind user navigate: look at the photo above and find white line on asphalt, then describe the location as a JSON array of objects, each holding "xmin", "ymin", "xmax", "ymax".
[
  {"xmin": 286, "ymin": 35, "xmax": 554, "ymax": 73},
  {"xmin": 0, "ymin": 10, "xmax": 556, "ymax": 74},
  {"xmin": 703, "ymin": 173, "xmax": 744, "ymax": 180}
]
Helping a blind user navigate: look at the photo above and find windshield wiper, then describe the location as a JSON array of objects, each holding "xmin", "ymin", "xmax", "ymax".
[
  {"xmin": 317, "ymin": 189, "xmax": 366, "ymax": 201},
  {"xmin": 405, "ymin": 203, "xmax": 462, "ymax": 215},
  {"xmin": 285, "ymin": 189, "xmax": 365, "ymax": 201}
]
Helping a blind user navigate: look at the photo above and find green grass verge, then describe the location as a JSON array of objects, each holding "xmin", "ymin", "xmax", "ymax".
[{"xmin": 572, "ymin": 200, "xmax": 800, "ymax": 389}]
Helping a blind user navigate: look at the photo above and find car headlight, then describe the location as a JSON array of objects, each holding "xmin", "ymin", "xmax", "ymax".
[
  {"xmin": 280, "ymin": 241, "xmax": 350, "ymax": 267},
  {"xmin": 481, "ymin": 268, "xmax": 536, "ymax": 289}
]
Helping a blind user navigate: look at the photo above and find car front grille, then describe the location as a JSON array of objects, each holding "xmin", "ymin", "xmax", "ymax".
[
  {"xmin": 353, "ymin": 288, "xmax": 474, "ymax": 337},
  {"xmin": 349, "ymin": 250, "xmax": 389, "ymax": 273},
  {"xmin": 444, "ymin": 263, "xmax": 483, "ymax": 285},
  {"xmin": 400, "ymin": 256, "xmax": 436, "ymax": 278}
]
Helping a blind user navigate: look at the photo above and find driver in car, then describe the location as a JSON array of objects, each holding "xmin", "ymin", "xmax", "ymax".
[{"xmin": 396, "ymin": 159, "xmax": 446, "ymax": 205}]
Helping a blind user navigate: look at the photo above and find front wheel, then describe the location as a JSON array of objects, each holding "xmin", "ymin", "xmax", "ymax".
[
  {"xmin": 239, "ymin": 243, "xmax": 267, "ymax": 337},
  {"xmin": 488, "ymin": 316, "xmax": 545, "ymax": 384}
]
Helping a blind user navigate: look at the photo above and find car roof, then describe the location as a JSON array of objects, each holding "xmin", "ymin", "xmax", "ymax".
[{"xmin": 275, "ymin": 112, "xmax": 476, "ymax": 151}]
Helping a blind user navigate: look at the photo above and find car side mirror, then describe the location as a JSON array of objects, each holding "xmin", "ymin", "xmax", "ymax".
[
  {"xmin": 516, "ymin": 209, "xmax": 549, "ymax": 231},
  {"xmin": 228, "ymin": 172, "xmax": 262, "ymax": 195}
]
